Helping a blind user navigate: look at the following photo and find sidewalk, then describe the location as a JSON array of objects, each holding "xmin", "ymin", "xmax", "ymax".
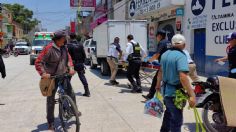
[{"xmin": 72, "ymin": 68, "xmax": 200, "ymax": 132}]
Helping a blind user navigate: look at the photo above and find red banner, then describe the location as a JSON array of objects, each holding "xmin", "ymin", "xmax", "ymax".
[{"xmin": 70, "ymin": 22, "xmax": 76, "ymax": 33}]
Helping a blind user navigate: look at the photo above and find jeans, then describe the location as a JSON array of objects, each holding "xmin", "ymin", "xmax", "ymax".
[
  {"xmin": 46, "ymin": 78, "xmax": 76, "ymax": 124},
  {"xmin": 127, "ymin": 60, "xmax": 141, "ymax": 89},
  {"xmin": 160, "ymin": 97, "xmax": 183, "ymax": 132}
]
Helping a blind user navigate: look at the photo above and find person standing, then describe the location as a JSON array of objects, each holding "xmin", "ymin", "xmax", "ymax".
[
  {"xmin": 142, "ymin": 30, "xmax": 171, "ymax": 100},
  {"xmin": 183, "ymin": 49, "xmax": 200, "ymax": 82},
  {"xmin": 67, "ymin": 33, "xmax": 91, "ymax": 97},
  {"xmin": 35, "ymin": 31, "xmax": 76, "ymax": 130},
  {"xmin": 215, "ymin": 32, "xmax": 236, "ymax": 78},
  {"xmin": 107, "ymin": 37, "xmax": 122, "ymax": 85},
  {"xmin": 156, "ymin": 34, "xmax": 196, "ymax": 132},
  {"xmin": 0, "ymin": 49, "xmax": 6, "ymax": 79},
  {"xmin": 125, "ymin": 34, "xmax": 146, "ymax": 93}
]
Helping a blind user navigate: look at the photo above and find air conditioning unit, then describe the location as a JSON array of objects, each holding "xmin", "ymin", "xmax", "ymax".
[{"xmin": 171, "ymin": 0, "xmax": 185, "ymax": 5}]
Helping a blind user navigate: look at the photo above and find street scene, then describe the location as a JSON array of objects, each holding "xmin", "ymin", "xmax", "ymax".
[{"xmin": 0, "ymin": 0, "xmax": 236, "ymax": 132}]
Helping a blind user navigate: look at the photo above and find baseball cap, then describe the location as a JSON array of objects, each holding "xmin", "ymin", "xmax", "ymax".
[
  {"xmin": 227, "ymin": 32, "xmax": 236, "ymax": 41},
  {"xmin": 155, "ymin": 30, "xmax": 166, "ymax": 37},
  {"xmin": 53, "ymin": 31, "xmax": 66, "ymax": 41},
  {"xmin": 171, "ymin": 34, "xmax": 186, "ymax": 45}
]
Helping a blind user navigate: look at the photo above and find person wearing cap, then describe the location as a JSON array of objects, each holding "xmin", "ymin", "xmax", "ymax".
[
  {"xmin": 215, "ymin": 32, "xmax": 236, "ymax": 78},
  {"xmin": 125, "ymin": 34, "xmax": 146, "ymax": 93},
  {"xmin": 142, "ymin": 30, "xmax": 171, "ymax": 100},
  {"xmin": 35, "ymin": 31, "xmax": 76, "ymax": 130},
  {"xmin": 67, "ymin": 33, "xmax": 91, "ymax": 97},
  {"xmin": 156, "ymin": 34, "xmax": 196, "ymax": 132},
  {"xmin": 107, "ymin": 37, "xmax": 122, "ymax": 85}
]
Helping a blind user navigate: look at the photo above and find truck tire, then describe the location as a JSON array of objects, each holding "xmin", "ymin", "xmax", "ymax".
[
  {"xmin": 90, "ymin": 59, "xmax": 97, "ymax": 69},
  {"xmin": 101, "ymin": 60, "xmax": 110, "ymax": 76}
]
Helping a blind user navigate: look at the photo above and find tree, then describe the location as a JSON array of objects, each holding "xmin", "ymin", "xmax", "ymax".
[{"xmin": 4, "ymin": 3, "xmax": 40, "ymax": 33}]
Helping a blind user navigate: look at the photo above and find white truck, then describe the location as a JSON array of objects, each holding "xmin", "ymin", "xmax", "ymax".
[{"xmin": 90, "ymin": 20, "xmax": 148, "ymax": 75}]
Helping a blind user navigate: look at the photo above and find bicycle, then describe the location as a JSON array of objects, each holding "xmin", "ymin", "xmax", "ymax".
[
  {"xmin": 51, "ymin": 73, "xmax": 81, "ymax": 132},
  {"xmin": 2, "ymin": 49, "xmax": 18, "ymax": 58}
]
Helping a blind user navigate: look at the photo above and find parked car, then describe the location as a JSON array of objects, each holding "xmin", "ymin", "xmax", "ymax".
[
  {"xmin": 14, "ymin": 42, "xmax": 31, "ymax": 55},
  {"xmin": 83, "ymin": 39, "xmax": 96, "ymax": 65}
]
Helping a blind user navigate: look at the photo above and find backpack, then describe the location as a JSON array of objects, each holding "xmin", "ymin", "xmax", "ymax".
[{"xmin": 127, "ymin": 42, "xmax": 141, "ymax": 61}]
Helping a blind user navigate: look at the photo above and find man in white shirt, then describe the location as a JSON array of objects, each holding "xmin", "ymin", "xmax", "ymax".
[
  {"xmin": 183, "ymin": 49, "xmax": 200, "ymax": 82},
  {"xmin": 107, "ymin": 37, "xmax": 122, "ymax": 85},
  {"xmin": 125, "ymin": 34, "xmax": 146, "ymax": 93}
]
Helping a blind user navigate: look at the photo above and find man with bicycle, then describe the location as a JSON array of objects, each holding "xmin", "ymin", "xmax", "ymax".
[{"xmin": 35, "ymin": 31, "xmax": 76, "ymax": 130}]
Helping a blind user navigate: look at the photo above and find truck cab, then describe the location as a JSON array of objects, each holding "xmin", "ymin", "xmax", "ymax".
[{"xmin": 30, "ymin": 32, "xmax": 54, "ymax": 65}]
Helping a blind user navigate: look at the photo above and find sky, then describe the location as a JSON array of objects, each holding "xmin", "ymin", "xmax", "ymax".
[{"xmin": 0, "ymin": 0, "xmax": 77, "ymax": 32}]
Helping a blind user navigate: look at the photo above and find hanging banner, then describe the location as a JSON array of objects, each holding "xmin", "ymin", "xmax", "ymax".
[
  {"xmin": 70, "ymin": 0, "xmax": 79, "ymax": 7},
  {"xmin": 81, "ymin": 0, "xmax": 95, "ymax": 11},
  {"xmin": 70, "ymin": 22, "xmax": 76, "ymax": 33}
]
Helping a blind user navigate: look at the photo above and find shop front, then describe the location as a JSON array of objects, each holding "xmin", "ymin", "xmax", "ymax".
[
  {"xmin": 128, "ymin": 0, "xmax": 184, "ymax": 55},
  {"xmin": 184, "ymin": 0, "xmax": 236, "ymax": 76}
]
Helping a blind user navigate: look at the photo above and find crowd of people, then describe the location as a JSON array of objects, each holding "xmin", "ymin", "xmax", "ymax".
[{"xmin": 1, "ymin": 30, "xmax": 235, "ymax": 131}]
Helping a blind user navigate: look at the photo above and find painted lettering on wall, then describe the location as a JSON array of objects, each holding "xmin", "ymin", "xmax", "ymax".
[{"xmin": 212, "ymin": 0, "xmax": 236, "ymax": 9}]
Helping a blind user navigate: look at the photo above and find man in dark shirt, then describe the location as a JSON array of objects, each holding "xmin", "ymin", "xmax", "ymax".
[
  {"xmin": 67, "ymin": 33, "xmax": 91, "ymax": 97},
  {"xmin": 226, "ymin": 32, "xmax": 236, "ymax": 79},
  {"xmin": 216, "ymin": 32, "xmax": 236, "ymax": 78},
  {"xmin": 142, "ymin": 30, "xmax": 171, "ymax": 100}
]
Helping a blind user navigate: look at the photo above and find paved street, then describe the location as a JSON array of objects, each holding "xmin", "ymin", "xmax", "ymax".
[{"xmin": 0, "ymin": 55, "xmax": 199, "ymax": 132}]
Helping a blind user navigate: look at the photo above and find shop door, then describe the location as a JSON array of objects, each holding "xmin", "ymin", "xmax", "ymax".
[{"xmin": 194, "ymin": 29, "xmax": 206, "ymax": 74}]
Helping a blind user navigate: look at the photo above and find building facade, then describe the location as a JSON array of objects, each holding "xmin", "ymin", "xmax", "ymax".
[
  {"xmin": 127, "ymin": 0, "xmax": 185, "ymax": 55},
  {"xmin": 12, "ymin": 21, "xmax": 24, "ymax": 41},
  {"xmin": 183, "ymin": 0, "xmax": 236, "ymax": 76}
]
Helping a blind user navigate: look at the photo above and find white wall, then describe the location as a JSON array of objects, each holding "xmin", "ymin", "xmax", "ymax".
[{"xmin": 184, "ymin": 0, "xmax": 236, "ymax": 56}]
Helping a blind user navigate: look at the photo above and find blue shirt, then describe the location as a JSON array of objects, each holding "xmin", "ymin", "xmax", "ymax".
[
  {"xmin": 156, "ymin": 39, "xmax": 171, "ymax": 61},
  {"xmin": 160, "ymin": 50, "xmax": 189, "ymax": 97}
]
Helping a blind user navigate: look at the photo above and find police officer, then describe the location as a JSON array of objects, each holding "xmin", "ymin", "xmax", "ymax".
[
  {"xmin": 107, "ymin": 37, "xmax": 122, "ymax": 85},
  {"xmin": 216, "ymin": 32, "xmax": 236, "ymax": 78},
  {"xmin": 67, "ymin": 33, "xmax": 91, "ymax": 97},
  {"xmin": 142, "ymin": 30, "xmax": 171, "ymax": 100},
  {"xmin": 125, "ymin": 34, "xmax": 146, "ymax": 93}
]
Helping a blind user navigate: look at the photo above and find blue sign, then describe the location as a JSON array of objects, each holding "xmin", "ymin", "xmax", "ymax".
[
  {"xmin": 191, "ymin": 0, "xmax": 205, "ymax": 16},
  {"xmin": 176, "ymin": 8, "xmax": 184, "ymax": 16}
]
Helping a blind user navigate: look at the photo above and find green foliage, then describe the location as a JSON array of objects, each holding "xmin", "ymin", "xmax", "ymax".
[{"xmin": 3, "ymin": 3, "xmax": 40, "ymax": 33}]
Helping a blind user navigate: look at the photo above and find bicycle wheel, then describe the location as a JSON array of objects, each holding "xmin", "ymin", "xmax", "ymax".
[
  {"xmin": 2, "ymin": 53, "xmax": 10, "ymax": 58},
  {"xmin": 59, "ymin": 95, "xmax": 80, "ymax": 132}
]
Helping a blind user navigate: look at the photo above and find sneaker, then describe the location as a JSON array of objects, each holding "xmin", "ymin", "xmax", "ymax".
[
  {"xmin": 83, "ymin": 93, "xmax": 90, "ymax": 97},
  {"xmin": 110, "ymin": 80, "xmax": 117, "ymax": 85},
  {"xmin": 136, "ymin": 89, "xmax": 142, "ymax": 93},
  {"xmin": 48, "ymin": 123, "xmax": 55, "ymax": 131},
  {"xmin": 142, "ymin": 95, "xmax": 151, "ymax": 100},
  {"xmin": 114, "ymin": 80, "xmax": 119, "ymax": 85},
  {"xmin": 131, "ymin": 89, "xmax": 137, "ymax": 93}
]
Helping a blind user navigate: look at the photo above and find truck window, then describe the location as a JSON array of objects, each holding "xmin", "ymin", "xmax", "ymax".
[{"xmin": 91, "ymin": 41, "xmax": 96, "ymax": 47}]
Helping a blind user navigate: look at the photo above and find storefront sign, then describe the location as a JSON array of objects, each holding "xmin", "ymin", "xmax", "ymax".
[
  {"xmin": 129, "ymin": 0, "xmax": 172, "ymax": 18},
  {"xmin": 176, "ymin": 8, "xmax": 184, "ymax": 16}
]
